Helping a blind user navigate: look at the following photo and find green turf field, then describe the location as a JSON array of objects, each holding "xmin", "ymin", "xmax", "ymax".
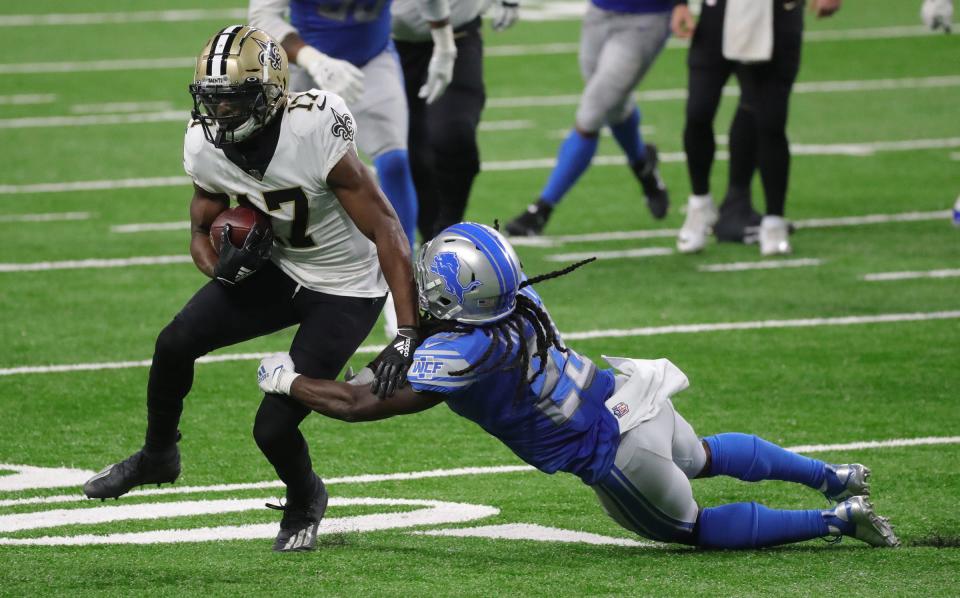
[{"xmin": 1, "ymin": 0, "xmax": 959, "ymax": 595}]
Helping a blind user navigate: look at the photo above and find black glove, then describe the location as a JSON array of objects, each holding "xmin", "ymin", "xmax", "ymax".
[
  {"xmin": 369, "ymin": 326, "xmax": 420, "ymax": 399},
  {"xmin": 214, "ymin": 222, "xmax": 273, "ymax": 286}
]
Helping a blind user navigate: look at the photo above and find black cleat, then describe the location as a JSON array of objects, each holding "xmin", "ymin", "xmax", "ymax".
[
  {"xmin": 632, "ymin": 144, "xmax": 669, "ymax": 220},
  {"xmin": 83, "ymin": 446, "xmax": 180, "ymax": 500},
  {"xmin": 269, "ymin": 478, "xmax": 330, "ymax": 552},
  {"xmin": 715, "ymin": 188, "xmax": 762, "ymax": 244},
  {"xmin": 505, "ymin": 199, "xmax": 553, "ymax": 236}
]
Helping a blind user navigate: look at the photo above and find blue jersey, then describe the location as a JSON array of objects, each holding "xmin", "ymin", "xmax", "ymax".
[
  {"xmin": 291, "ymin": 0, "xmax": 392, "ymax": 66},
  {"xmin": 408, "ymin": 288, "xmax": 620, "ymax": 485},
  {"xmin": 590, "ymin": 0, "xmax": 671, "ymax": 15}
]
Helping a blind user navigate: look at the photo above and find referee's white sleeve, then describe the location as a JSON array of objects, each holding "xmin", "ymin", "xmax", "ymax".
[{"xmin": 248, "ymin": 0, "xmax": 299, "ymax": 43}]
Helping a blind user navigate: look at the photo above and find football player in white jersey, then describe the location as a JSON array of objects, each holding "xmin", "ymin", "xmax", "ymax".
[{"xmin": 83, "ymin": 26, "xmax": 421, "ymax": 553}]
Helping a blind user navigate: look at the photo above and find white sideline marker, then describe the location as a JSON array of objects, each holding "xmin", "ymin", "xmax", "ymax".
[
  {"xmin": 698, "ymin": 258, "xmax": 823, "ymax": 272},
  {"xmin": 863, "ymin": 268, "xmax": 960, "ymax": 282},
  {"xmin": 0, "ymin": 211, "xmax": 90, "ymax": 223},
  {"xmin": 3, "ymin": 310, "xmax": 960, "ymax": 377}
]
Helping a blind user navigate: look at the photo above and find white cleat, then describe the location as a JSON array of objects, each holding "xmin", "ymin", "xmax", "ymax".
[
  {"xmin": 677, "ymin": 195, "xmax": 718, "ymax": 254},
  {"xmin": 759, "ymin": 215, "xmax": 792, "ymax": 256},
  {"xmin": 827, "ymin": 496, "xmax": 901, "ymax": 548}
]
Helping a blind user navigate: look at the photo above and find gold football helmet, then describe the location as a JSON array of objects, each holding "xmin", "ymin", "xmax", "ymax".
[{"xmin": 189, "ymin": 25, "xmax": 288, "ymax": 147}]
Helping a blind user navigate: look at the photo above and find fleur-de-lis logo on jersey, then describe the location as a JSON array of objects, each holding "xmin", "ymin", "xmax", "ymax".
[
  {"xmin": 253, "ymin": 38, "xmax": 282, "ymax": 71},
  {"xmin": 431, "ymin": 252, "xmax": 482, "ymax": 303},
  {"xmin": 331, "ymin": 107, "xmax": 355, "ymax": 142}
]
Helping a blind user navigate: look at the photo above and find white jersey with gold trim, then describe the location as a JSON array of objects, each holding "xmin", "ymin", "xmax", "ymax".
[{"xmin": 183, "ymin": 90, "xmax": 387, "ymax": 298}]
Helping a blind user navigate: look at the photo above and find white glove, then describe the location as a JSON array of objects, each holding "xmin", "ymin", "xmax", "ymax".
[
  {"xmin": 419, "ymin": 25, "xmax": 457, "ymax": 104},
  {"xmin": 258, "ymin": 352, "xmax": 301, "ymax": 395},
  {"xmin": 296, "ymin": 45, "xmax": 365, "ymax": 105},
  {"xmin": 921, "ymin": 0, "xmax": 953, "ymax": 32},
  {"xmin": 344, "ymin": 366, "xmax": 376, "ymax": 386},
  {"xmin": 490, "ymin": 0, "xmax": 520, "ymax": 32}
]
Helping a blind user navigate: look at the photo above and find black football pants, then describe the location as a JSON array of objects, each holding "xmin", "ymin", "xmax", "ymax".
[
  {"xmin": 144, "ymin": 262, "xmax": 385, "ymax": 503},
  {"xmin": 396, "ymin": 18, "xmax": 486, "ymax": 241},
  {"xmin": 683, "ymin": 0, "xmax": 803, "ymax": 216}
]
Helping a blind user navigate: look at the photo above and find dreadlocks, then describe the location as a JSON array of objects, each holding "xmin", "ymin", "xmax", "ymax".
[{"xmin": 418, "ymin": 257, "xmax": 596, "ymax": 402}]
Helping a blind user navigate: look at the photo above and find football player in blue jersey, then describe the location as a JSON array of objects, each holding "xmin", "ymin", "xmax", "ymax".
[
  {"xmin": 250, "ymin": 0, "xmax": 457, "ymax": 245},
  {"xmin": 258, "ymin": 222, "xmax": 900, "ymax": 549},
  {"xmin": 505, "ymin": 0, "xmax": 680, "ymax": 236}
]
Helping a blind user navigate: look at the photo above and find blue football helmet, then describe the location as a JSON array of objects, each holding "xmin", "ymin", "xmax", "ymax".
[{"xmin": 415, "ymin": 223, "xmax": 523, "ymax": 324}]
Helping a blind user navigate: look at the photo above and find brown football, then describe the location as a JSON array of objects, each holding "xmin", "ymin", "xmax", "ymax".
[{"xmin": 209, "ymin": 206, "xmax": 271, "ymax": 254}]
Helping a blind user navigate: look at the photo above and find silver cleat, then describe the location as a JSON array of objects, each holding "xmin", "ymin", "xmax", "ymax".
[
  {"xmin": 828, "ymin": 496, "xmax": 900, "ymax": 548},
  {"xmin": 821, "ymin": 463, "xmax": 871, "ymax": 502}
]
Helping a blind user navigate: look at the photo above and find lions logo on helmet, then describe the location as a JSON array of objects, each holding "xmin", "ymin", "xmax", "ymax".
[
  {"xmin": 415, "ymin": 223, "xmax": 523, "ymax": 324},
  {"xmin": 431, "ymin": 252, "xmax": 483, "ymax": 302},
  {"xmin": 189, "ymin": 25, "xmax": 289, "ymax": 148}
]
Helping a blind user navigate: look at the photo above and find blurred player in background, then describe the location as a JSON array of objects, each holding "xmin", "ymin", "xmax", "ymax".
[
  {"xmin": 921, "ymin": 0, "xmax": 953, "ymax": 32},
  {"xmin": 394, "ymin": 0, "xmax": 521, "ymax": 241},
  {"xmin": 258, "ymin": 222, "xmax": 900, "ymax": 550},
  {"xmin": 250, "ymin": 0, "xmax": 457, "ymax": 245},
  {"xmin": 672, "ymin": 0, "xmax": 842, "ymax": 256},
  {"xmin": 505, "ymin": 0, "xmax": 677, "ymax": 237},
  {"xmin": 250, "ymin": 0, "xmax": 455, "ymax": 336},
  {"xmin": 83, "ymin": 26, "xmax": 420, "ymax": 553}
]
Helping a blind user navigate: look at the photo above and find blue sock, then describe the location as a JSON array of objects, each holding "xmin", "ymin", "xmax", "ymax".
[
  {"xmin": 698, "ymin": 502, "xmax": 830, "ymax": 548},
  {"xmin": 609, "ymin": 107, "xmax": 647, "ymax": 165},
  {"xmin": 704, "ymin": 433, "xmax": 826, "ymax": 489},
  {"xmin": 373, "ymin": 149, "xmax": 417, "ymax": 246},
  {"xmin": 539, "ymin": 129, "xmax": 599, "ymax": 205}
]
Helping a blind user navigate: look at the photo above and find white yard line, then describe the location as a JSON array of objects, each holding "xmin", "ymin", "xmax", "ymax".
[
  {"xmin": 414, "ymin": 523, "xmax": 654, "ymax": 547},
  {"xmin": 698, "ymin": 258, "xmax": 823, "ymax": 272},
  {"xmin": 3, "ymin": 310, "xmax": 958, "ymax": 377},
  {"xmin": 0, "ymin": 211, "xmax": 90, "ymax": 223},
  {"xmin": 562, "ymin": 310, "xmax": 960, "ymax": 341},
  {"xmin": 0, "ymin": 110, "xmax": 188, "ymax": 129},
  {"xmin": 96, "ymin": 208, "xmax": 960, "ymax": 243},
  {"xmin": 69, "ymin": 101, "xmax": 175, "ymax": 114},
  {"xmin": 1, "ymin": 74, "xmax": 954, "ymax": 129},
  {"xmin": 0, "ymin": 93, "xmax": 55, "ymax": 105},
  {"xmin": 863, "ymin": 268, "xmax": 960, "ymax": 282},
  {"xmin": 1, "ymin": 436, "xmax": 957, "ymax": 509},
  {"xmin": 0, "ymin": 255, "xmax": 192, "ymax": 272},
  {"xmin": 0, "ymin": 9, "xmax": 247, "ymax": 26},
  {"xmin": 111, "ymin": 221, "xmax": 190, "ymax": 233},
  {"xmin": 487, "ymin": 75, "xmax": 960, "ymax": 108},
  {"xmin": 0, "ymin": 176, "xmax": 189, "ymax": 195},
  {"xmin": 477, "ymin": 119, "xmax": 535, "ymax": 131},
  {"xmin": 0, "ymin": 57, "xmax": 194, "ymax": 75},
  {"xmin": 546, "ymin": 247, "xmax": 673, "ymax": 262},
  {"xmin": 0, "ymin": 110, "xmax": 523, "ymax": 131}
]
